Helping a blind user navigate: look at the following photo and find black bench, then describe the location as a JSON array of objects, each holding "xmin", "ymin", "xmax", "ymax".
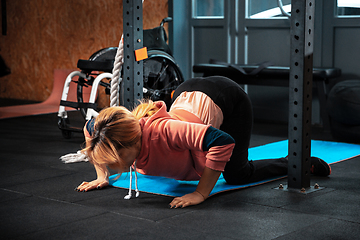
[{"xmin": 193, "ymin": 63, "xmax": 342, "ymax": 129}]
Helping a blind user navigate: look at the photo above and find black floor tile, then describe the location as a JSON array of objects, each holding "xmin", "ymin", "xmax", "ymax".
[
  {"xmin": 275, "ymin": 218, "xmax": 360, "ymax": 240},
  {"xmin": 0, "ymin": 188, "xmax": 32, "ymax": 203},
  {"xmin": 0, "ymin": 195, "xmax": 106, "ymax": 239},
  {"xmin": 162, "ymin": 201, "xmax": 329, "ymax": 240},
  {"xmin": 1, "ymin": 113, "xmax": 359, "ymax": 239},
  {"xmin": 0, "ymin": 164, "xmax": 75, "ymax": 188},
  {"xmin": 281, "ymin": 189, "xmax": 360, "ymax": 223},
  {"xmin": 17, "ymin": 212, "xmax": 213, "ymax": 240},
  {"xmin": 77, "ymin": 190, "xmax": 193, "ymax": 222},
  {"xmin": 5, "ymin": 172, "xmax": 119, "ymax": 203},
  {"xmin": 214, "ymin": 178, "xmax": 337, "ymax": 209}
]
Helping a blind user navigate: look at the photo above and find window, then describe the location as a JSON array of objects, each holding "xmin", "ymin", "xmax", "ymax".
[
  {"xmin": 337, "ymin": 0, "xmax": 360, "ymax": 16},
  {"xmin": 193, "ymin": 0, "xmax": 224, "ymax": 18},
  {"xmin": 248, "ymin": 0, "xmax": 291, "ymax": 19}
]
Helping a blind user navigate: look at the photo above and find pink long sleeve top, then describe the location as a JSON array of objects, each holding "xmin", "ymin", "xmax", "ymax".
[
  {"xmin": 84, "ymin": 93, "xmax": 235, "ymax": 181},
  {"xmin": 135, "ymin": 101, "xmax": 234, "ymax": 181}
]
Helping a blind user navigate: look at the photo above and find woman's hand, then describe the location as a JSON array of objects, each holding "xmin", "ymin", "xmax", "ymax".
[
  {"xmin": 76, "ymin": 163, "xmax": 109, "ymax": 192},
  {"xmin": 169, "ymin": 191, "xmax": 205, "ymax": 208},
  {"xmin": 75, "ymin": 178, "xmax": 109, "ymax": 192},
  {"xmin": 169, "ymin": 167, "xmax": 221, "ymax": 208}
]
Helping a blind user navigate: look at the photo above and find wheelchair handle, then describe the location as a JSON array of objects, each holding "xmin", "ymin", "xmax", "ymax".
[{"xmin": 160, "ymin": 17, "xmax": 172, "ymax": 27}]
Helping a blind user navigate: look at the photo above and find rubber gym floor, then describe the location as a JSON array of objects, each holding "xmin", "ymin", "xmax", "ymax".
[{"xmin": 1, "ymin": 111, "xmax": 359, "ymax": 240}]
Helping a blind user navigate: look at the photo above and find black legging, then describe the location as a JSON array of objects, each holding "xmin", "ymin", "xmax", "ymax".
[{"xmin": 172, "ymin": 76, "xmax": 287, "ymax": 185}]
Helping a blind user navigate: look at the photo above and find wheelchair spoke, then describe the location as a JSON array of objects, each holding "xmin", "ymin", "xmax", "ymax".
[{"xmin": 150, "ymin": 61, "xmax": 168, "ymax": 89}]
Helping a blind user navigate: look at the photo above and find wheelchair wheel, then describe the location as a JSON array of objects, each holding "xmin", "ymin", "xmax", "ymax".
[
  {"xmin": 76, "ymin": 48, "xmax": 116, "ymax": 118},
  {"xmin": 143, "ymin": 50, "xmax": 184, "ymax": 109},
  {"xmin": 76, "ymin": 49, "xmax": 184, "ymax": 117}
]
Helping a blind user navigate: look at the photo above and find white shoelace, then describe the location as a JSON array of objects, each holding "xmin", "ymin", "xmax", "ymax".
[{"xmin": 124, "ymin": 161, "xmax": 140, "ymax": 199}]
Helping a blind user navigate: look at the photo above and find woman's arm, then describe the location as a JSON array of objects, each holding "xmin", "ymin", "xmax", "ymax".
[
  {"xmin": 169, "ymin": 166, "xmax": 221, "ymax": 208},
  {"xmin": 168, "ymin": 126, "xmax": 235, "ymax": 208},
  {"xmin": 77, "ymin": 122, "xmax": 110, "ymax": 192}
]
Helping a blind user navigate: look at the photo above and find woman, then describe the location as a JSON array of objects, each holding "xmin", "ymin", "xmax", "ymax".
[{"xmin": 76, "ymin": 76, "xmax": 331, "ymax": 208}]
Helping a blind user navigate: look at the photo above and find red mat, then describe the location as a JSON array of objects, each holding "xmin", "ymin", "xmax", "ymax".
[{"xmin": 0, "ymin": 69, "xmax": 91, "ymax": 119}]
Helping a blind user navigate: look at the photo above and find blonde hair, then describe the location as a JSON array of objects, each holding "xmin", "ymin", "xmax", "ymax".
[
  {"xmin": 83, "ymin": 100, "xmax": 160, "ymax": 168},
  {"xmin": 132, "ymin": 99, "xmax": 160, "ymax": 119}
]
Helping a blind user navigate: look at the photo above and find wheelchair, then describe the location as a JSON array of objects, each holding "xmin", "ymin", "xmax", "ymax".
[{"xmin": 58, "ymin": 17, "xmax": 184, "ymax": 139}]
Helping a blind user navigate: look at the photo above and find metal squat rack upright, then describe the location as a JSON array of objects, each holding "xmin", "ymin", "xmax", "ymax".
[
  {"xmin": 282, "ymin": 0, "xmax": 323, "ymax": 194},
  {"xmin": 121, "ymin": 0, "xmax": 144, "ymax": 109}
]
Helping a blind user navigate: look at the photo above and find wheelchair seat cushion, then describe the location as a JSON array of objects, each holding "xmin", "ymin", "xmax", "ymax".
[{"xmin": 77, "ymin": 59, "xmax": 114, "ymax": 73}]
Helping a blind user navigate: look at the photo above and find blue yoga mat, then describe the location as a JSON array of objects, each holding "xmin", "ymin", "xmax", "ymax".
[{"xmin": 109, "ymin": 140, "xmax": 360, "ymax": 197}]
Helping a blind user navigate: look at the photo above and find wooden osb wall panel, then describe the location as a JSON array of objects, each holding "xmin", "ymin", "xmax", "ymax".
[{"xmin": 0, "ymin": 0, "xmax": 168, "ymax": 102}]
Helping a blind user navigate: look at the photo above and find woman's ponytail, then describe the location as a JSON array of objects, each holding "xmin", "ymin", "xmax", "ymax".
[{"xmin": 131, "ymin": 100, "xmax": 160, "ymax": 120}]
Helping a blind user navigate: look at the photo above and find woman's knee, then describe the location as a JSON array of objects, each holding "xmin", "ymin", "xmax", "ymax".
[{"xmin": 222, "ymin": 163, "xmax": 253, "ymax": 185}]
